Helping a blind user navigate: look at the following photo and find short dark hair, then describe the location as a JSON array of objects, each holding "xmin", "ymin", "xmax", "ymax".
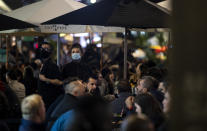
[
  {"xmin": 23, "ymin": 66, "xmax": 34, "ymax": 80},
  {"xmin": 41, "ymin": 41, "xmax": 51, "ymax": 48},
  {"xmin": 101, "ymin": 68, "xmax": 112, "ymax": 79},
  {"xmin": 134, "ymin": 94, "xmax": 164, "ymax": 127},
  {"xmin": 41, "ymin": 41, "xmax": 50, "ymax": 45},
  {"xmin": 69, "ymin": 96, "xmax": 110, "ymax": 131},
  {"xmin": 84, "ymin": 73, "xmax": 98, "ymax": 83},
  {"xmin": 121, "ymin": 115, "xmax": 153, "ymax": 131},
  {"xmin": 117, "ymin": 79, "xmax": 131, "ymax": 93},
  {"xmin": 147, "ymin": 67, "xmax": 163, "ymax": 82},
  {"xmin": 140, "ymin": 76, "xmax": 159, "ymax": 91},
  {"xmin": 70, "ymin": 43, "xmax": 83, "ymax": 54},
  {"xmin": 7, "ymin": 70, "xmax": 17, "ymax": 80},
  {"xmin": 41, "ymin": 41, "xmax": 53, "ymax": 53}
]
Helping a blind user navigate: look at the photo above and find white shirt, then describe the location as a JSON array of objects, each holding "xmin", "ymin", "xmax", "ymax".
[{"xmin": 9, "ymin": 80, "xmax": 25, "ymax": 102}]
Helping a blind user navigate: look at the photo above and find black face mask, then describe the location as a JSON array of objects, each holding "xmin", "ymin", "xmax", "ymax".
[{"xmin": 40, "ymin": 48, "xmax": 51, "ymax": 59}]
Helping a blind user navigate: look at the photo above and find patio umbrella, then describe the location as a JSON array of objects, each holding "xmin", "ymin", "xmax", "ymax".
[
  {"xmin": 4, "ymin": 0, "xmax": 123, "ymax": 66},
  {"xmin": 43, "ymin": 0, "xmax": 169, "ymax": 28},
  {"xmin": 0, "ymin": 14, "xmax": 36, "ymax": 31},
  {"xmin": 43, "ymin": 0, "xmax": 170, "ymax": 79},
  {"xmin": 5, "ymin": 0, "xmax": 123, "ymax": 33},
  {"xmin": 158, "ymin": 0, "xmax": 172, "ymax": 11}
]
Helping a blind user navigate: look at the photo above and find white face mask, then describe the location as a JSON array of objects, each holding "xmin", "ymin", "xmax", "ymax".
[{"xmin": 72, "ymin": 53, "xmax": 81, "ymax": 60}]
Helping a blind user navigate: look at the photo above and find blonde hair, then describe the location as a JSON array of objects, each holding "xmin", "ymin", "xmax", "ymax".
[{"xmin": 21, "ymin": 94, "xmax": 43, "ymax": 120}]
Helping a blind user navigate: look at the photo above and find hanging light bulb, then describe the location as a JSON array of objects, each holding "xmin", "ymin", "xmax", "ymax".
[{"xmin": 90, "ymin": 0, "xmax": 96, "ymax": 4}]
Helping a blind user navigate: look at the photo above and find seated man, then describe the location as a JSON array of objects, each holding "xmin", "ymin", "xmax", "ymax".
[
  {"xmin": 136, "ymin": 76, "xmax": 164, "ymax": 106},
  {"xmin": 51, "ymin": 96, "xmax": 111, "ymax": 131},
  {"xmin": 19, "ymin": 94, "xmax": 46, "ymax": 131},
  {"xmin": 84, "ymin": 74, "xmax": 100, "ymax": 96},
  {"xmin": 111, "ymin": 80, "xmax": 132, "ymax": 116},
  {"xmin": 6, "ymin": 69, "xmax": 25, "ymax": 102},
  {"xmin": 47, "ymin": 80, "xmax": 85, "ymax": 130}
]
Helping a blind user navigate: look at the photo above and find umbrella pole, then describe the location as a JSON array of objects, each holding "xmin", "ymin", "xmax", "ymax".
[
  {"xmin": 100, "ymin": 33, "xmax": 103, "ymax": 71},
  {"xmin": 15, "ymin": 36, "xmax": 18, "ymax": 67},
  {"xmin": 0, "ymin": 35, "xmax": 1, "ymax": 48},
  {"xmin": 168, "ymin": 31, "xmax": 171, "ymax": 47},
  {"xmin": 57, "ymin": 33, "xmax": 61, "ymax": 66},
  {"xmin": 123, "ymin": 27, "xmax": 128, "ymax": 79},
  {"xmin": 6, "ymin": 35, "xmax": 9, "ymax": 69},
  {"xmin": 89, "ymin": 32, "xmax": 92, "ymax": 44}
]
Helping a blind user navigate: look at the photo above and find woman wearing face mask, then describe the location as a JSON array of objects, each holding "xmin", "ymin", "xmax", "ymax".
[{"xmin": 62, "ymin": 43, "xmax": 92, "ymax": 82}]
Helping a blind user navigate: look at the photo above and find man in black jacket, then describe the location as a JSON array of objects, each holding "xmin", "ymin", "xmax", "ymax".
[
  {"xmin": 62, "ymin": 43, "xmax": 91, "ymax": 81},
  {"xmin": 38, "ymin": 42, "xmax": 63, "ymax": 110},
  {"xmin": 111, "ymin": 80, "xmax": 132, "ymax": 115},
  {"xmin": 46, "ymin": 80, "xmax": 85, "ymax": 130},
  {"xmin": 136, "ymin": 76, "xmax": 164, "ymax": 107}
]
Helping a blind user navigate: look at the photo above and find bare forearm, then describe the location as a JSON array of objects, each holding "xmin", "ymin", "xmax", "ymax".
[{"xmin": 39, "ymin": 74, "xmax": 63, "ymax": 85}]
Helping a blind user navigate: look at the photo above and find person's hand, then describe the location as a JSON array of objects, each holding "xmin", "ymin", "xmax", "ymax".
[{"xmin": 125, "ymin": 96, "xmax": 135, "ymax": 110}]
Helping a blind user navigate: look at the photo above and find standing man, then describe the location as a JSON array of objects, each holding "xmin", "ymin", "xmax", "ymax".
[
  {"xmin": 38, "ymin": 42, "xmax": 63, "ymax": 110},
  {"xmin": 62, "ymin": 43, "xmax": 91, "ymax": 81}
]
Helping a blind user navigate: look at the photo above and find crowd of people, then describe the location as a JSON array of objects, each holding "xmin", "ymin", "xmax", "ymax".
[{"xmin": 0, "ymin": 41, "xmax": 170, "ymax": 131}]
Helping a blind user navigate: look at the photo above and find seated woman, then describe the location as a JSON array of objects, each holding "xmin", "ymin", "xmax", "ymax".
[{"xmin": 125, "ymin": 93, "xmax": 165, "ymax": 130}]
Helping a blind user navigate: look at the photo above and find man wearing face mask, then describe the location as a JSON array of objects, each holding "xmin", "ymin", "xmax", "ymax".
[
  {"xmin": 62, "ymin": 43, "xmax": 91, "ymax": 81},
  {"xmin": 38, "ymin": 42, "xmax": 64, "ymax": 110}
]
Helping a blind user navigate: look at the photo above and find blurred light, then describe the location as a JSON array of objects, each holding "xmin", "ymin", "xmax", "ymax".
[
  {"xmin": 74, "ymin": 33, "xmax": 88, "ymax": 37},
  {"xmin": 140, "ymin": 31, "xmax": 146, "ymax": 35},
  {"xmin": 34, "ymin": 43, "xmax": 39, "ymax": 49},
  {"xmin": 96, "ymin": 43, "xmax": 102, "ymax": 48},
  {"xmin": 90, "ymin": 0, "xmax": 96, "ymax": 3},
  {"xmin": 150, "ymin": 45, "xmax": 162, "ymax": 50},
  {"xmin": 93, "ymin": 36, "xmax": 101, "ymax": 42},
  {"xmin": 156, "ymin": 52, "xmax": 167, "ymax": 60},
  {"xmin": 86, "ymin": 39, "xmax": 90, "ymax": 44},
  {"xmin": 12, "ymin": 36, "xmax": 16, "ymax": 42},
  {"xmin": 80, "ymin": 37, "xmax": 87, "ymax": 48},
  {"xmin": 60, "ymin": 33, "xmax": 66, "ymax": 37},
  {"xmin": 132, "ymin": 48, "xmax": 146, "ymax": 59},
  {"xmin": 148, "ymin": 37, "xmax": 159, "ymax": 46},
  {"xmin": 64, "ymin": 35, "xmax": 73, "ymax": 41},
  {"xmin": 12, "ymin": 42, "xmax": 16, "ymax": 47},
  {"xmin": 131, "ymin": 31, "xmax": 138, "ymax": 37}
]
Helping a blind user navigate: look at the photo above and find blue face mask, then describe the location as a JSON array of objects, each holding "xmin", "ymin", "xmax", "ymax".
[{"xmin": 72, "ymin": 53, "xmax": 81, "ymax": 60}]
